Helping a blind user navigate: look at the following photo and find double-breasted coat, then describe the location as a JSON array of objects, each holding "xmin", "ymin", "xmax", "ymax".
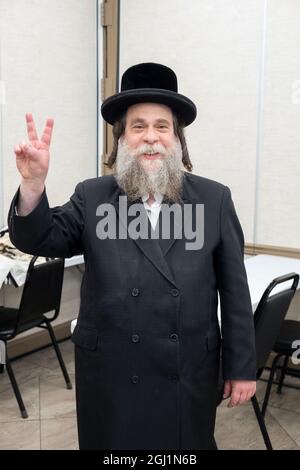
[{"xmin": 8, "ymin": 171, "xmax": 256, "ymax": 450}]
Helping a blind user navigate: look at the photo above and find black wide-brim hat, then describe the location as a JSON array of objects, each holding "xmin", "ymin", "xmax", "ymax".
[{"xmin": 101, "ymin": 62, "xmax": 197, "ymax": 127}]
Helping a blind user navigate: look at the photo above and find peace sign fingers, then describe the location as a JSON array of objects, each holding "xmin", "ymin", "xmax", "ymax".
[
  {"xmin": 26, "ymin": 113, "xmax": 39, "ymax": 142},
  {"xmin": 41, "ymin": 118, "xmax": 54, "ymax": 147},
  {"xmin": 25, "ymin": 113, "xmax": 54, "ymax": 148}
]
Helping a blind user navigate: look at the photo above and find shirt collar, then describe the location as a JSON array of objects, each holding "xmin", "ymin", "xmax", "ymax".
[{"xmin": 141, "ymin": 192, "xmax": 164, "ymax": 205}]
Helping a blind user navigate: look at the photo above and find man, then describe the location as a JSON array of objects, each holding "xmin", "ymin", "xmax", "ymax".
[{"xmin": 8, "ymin": 63, "xmax": 256, "ymax": 450}]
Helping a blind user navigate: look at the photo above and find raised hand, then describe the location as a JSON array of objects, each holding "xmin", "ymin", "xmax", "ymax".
[
  {"xmin": 14, "ymin": 113, "xmax": 54, "ymax": 184},
  {"xmin": 14, "ymin": 114, "xmax": 54, "ymax": 216}
]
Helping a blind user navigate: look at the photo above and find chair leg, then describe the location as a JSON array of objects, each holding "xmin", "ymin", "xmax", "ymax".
[
  {"xmin": 261, "ymin": 354, "xmax": 282, "ymax": 417},
  {"xmin": 277, "ymin": 355, "xmax": 289, "ymax": 394},
  {"xmin": 251, "ymin": 395, "xmax": 273, "ymax": 450},
  {"xmin": 45, "ymin": 321, "xmax": 72, "ymax": 389},
  {"xmin": 5, "ymin": 356, "xmax": 28, "ymax": 419}
]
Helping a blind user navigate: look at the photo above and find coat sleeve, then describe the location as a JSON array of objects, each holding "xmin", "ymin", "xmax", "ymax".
[
  {"xmin": 214, "ymin": 186, "xmax": 256, "ymax": 381},
  {"xmin": 7, "ymin": 182, "xmax": 85, "ymax": 259}
]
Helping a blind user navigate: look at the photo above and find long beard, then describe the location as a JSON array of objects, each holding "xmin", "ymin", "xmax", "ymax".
[{"xmin": 114, "ymin": 139, "xmax": 184, "ymax": 203}]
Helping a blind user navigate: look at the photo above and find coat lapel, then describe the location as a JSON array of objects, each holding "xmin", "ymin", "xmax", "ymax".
[
  {"xmin": 153, "ymin": 196, "xmax": 192, "ymax": 257},
  {"xmin": 108, "ymin": 174, "xmax": 196, "ymax": 287},
  {"xmin": 110, "ymin": 184, "xmax": 177, "ymax": 287},
  {"xmin": 153, "ymin": 182, "xmax": 196, "ymax": 257}
]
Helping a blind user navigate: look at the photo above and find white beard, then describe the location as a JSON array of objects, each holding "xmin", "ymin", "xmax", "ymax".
[{"xmin": 114, "ymin": 139, "xmax": 184, "ymax": 203}]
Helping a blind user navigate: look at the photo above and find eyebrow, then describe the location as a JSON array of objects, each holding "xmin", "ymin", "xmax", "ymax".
[{"xmin": 129, "ymin": 118, "xmax": 171, "ymax": 125}]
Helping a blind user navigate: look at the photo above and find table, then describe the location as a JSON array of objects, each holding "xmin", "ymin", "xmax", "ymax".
[
  {"xmin": 0, "ymin": 254, "xmax": 84, "ymax": 288},
  {"xmin": 244, "ymin": 254, "xmax": 300, "ymax": 311}
]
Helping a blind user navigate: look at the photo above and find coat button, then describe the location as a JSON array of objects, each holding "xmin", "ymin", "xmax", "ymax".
[
  {"xmin": 131, "ymin": 375, "xmax": 139, "ymax": 384},
  {"xmin": 131, "ymin": 288, "xmax": 140, "ymax": 297},
  {"xmin": 169, "ymin": 333, "xmax": 178, "ymax": 342},
  {"xmin": 170, "ymin": 288, "xmax": 179, "ymax": 297},
  {"xmin": 131, "ymin": 334, "xmax": 140, "ymax": 343}
]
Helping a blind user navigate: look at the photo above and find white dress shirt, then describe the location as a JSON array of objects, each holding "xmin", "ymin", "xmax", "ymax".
[{"xmin": 142, "ymin": 192, "xmax": 163, "ymax": 230}]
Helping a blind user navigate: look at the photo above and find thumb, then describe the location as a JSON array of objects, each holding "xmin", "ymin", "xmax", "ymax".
[
  {"xmin": 223, "ymin": 380, "xmax": 232, "ymax": 399},
  {"xmin": 22, "ymin": 142, "xmax": 41, "ymax": 161}
]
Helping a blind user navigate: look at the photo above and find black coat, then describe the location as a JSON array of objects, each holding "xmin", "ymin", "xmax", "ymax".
[{"xmin": 8, "ymin": 172, "xmax": 256, "ymax": 450}]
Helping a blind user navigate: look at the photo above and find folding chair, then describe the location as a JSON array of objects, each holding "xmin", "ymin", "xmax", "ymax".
[{"xmin": 0, "ymin": 256, "xmax": 72, "ymax": 418}]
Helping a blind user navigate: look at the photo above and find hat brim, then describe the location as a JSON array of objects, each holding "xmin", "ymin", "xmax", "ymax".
[{"xmin": 101, "ymin": 88, "xmax": 197, "ymax": 127}]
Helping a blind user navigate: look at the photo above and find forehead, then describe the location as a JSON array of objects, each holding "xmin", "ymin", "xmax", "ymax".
[{"xmin": 126, "ymin": 102, "xmax": 173, "ymax": 122}]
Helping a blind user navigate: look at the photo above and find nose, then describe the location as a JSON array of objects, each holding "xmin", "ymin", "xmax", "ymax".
[{"xmin": 143, "ymin": 126, "xmax": 158, "ymax": 144}]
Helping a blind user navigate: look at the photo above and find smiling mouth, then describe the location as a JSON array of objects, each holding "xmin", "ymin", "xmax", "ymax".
[{"xmin": 142, "ymin": 152, "xmax": 160, "ymax": 159}]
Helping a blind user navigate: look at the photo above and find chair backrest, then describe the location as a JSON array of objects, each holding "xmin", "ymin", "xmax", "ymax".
[
  {"xmin": 254, "ymin": 272, "xmax": 299, "ymax": 377},
  {"xmin": 15, "ymin": 256, "xmax": 65, "ymax": 334}
]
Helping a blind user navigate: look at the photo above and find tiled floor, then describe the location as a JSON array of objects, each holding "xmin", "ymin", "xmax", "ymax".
[
  {"xmin": 0, "ymin": 340, "xmax": 299, "ymax": 450},
  {"xmin": 0, "ymin": 340, "xmax": 78, "ymax": 450},
  {"xmin": 215, "ymin": 375, "xmax": 300, "ymax": 450}
]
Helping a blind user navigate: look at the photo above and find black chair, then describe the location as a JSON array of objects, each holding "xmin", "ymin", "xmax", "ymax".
[
  {"xmin": 252, "ymin": 272, "xmax": 299, "ymax": 449},
  {"xmin": 262, "ymin": 317, "xmax": 300, "ymax": 408},
  {"xmin": 0, "ymin": 256, "xmax": 72, "ymax": 418}
]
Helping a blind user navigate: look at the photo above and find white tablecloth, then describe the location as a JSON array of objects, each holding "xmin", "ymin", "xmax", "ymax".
[
  {"xmin": 0, "ymin": 254, "xmax": 84, "ymax": 289},
  {"xmin": 245, "ymin": 254, "xmax": 300, "ymax": 311},
  {"xmin": 0, "ymin": 255, "xmax": 15, "ymax": 288}
]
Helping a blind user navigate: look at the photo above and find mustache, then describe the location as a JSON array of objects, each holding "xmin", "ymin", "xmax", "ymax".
[{"xmin": 130, "ymin": 143, "xmax": 168, "ymax": 158}]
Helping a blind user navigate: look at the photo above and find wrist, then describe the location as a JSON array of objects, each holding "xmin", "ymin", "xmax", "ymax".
[
  {"xmin": 18, "ymin": 179, "xmax": 45, "ymax": 216},
  {"xmin": 20, "ymin": 178, "xmax": 45, "ymax": 195}
]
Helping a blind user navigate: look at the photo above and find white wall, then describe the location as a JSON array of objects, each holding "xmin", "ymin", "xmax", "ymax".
[
  {"xmin": 119, "ymin": 0, "xmax": 300, "ymax": 249},
  {"xmin": 256, "ymin": 0, "xmax": 300, "ymax": 249},
  {"xmin": 0, "ymin": 0, "xmax": 101, "ymax": 226}
]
